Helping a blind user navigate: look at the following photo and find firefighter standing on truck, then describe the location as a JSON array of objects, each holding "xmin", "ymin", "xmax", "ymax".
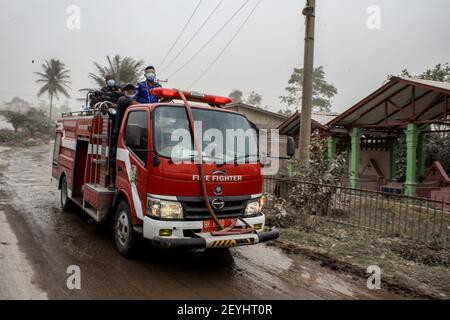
[{"xmin": 134, "ymin": 65, "xmax": 162, "ymax": 104}]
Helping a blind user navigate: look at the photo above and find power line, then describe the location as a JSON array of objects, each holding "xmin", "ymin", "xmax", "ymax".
[
  {"xmin": 157, "ymin": 0, "xmax": 203, "ymax": 70},
  {"xmin": 166, "ymin": 0, "xmax": 250, "ymax": 80},
  {"xmin": 159, "ymin": 0, "xmax": 226, "ymax": 74},
  {"xmin": 188, "ymin": 0, "xmax": 262, "ymax": 88}
]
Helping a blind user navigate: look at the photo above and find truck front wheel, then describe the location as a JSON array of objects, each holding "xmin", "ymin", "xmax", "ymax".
[{"xmin": 114, "ymin": 200, "xmax": 138, "ymax": 257}]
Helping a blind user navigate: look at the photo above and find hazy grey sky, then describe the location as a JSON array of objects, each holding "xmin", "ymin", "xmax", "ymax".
[{"xmin": 0, "ymin": 0, "xmax": 449, "ymax": 113}]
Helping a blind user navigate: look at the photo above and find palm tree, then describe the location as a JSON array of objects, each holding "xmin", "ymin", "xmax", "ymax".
[
  {"xmin": 89, "ymin": 55, "xmax": 144, "ymax": 87},
  {"xmin": 35, "ymin": 59, "xmax": 71, "ymax": 119}
]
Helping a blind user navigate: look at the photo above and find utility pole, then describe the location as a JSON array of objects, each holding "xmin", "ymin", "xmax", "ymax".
[{"xmin": 298, "ymin": 0, "xmax": 316, "ymax": 168}]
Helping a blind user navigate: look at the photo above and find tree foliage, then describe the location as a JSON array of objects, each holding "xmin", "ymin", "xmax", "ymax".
[
  {"xmin": 0, "ymin": 108, "xmax": 52, "ymax": 137},
  {"xmin": 89, "ymin": 55, "xmax": 144, "ymax": 88},
  {"xmin": 400, "ymin": 63, "xmax": 450, "ymax": 82},
  {"xmin": 4, "ymin": 97, "xmax": 31, "ymax": 113},
  {"xmin": 267, "ymin": 137, "xmax": 348, "ymax": 227},
  {"xmin": 0, "ymin": 110, "xmax": 27, "ymax": 133},
  {"xmin": 35, "ymin": 59, "xmax": 71, "ymax": 119},
  {"xmin": 279, "ymin": 66, "xmax": 337, "ymax": 113},
  {"xmin": 246, "ymin": 91, "xmax": 262, "ymax": 107},
  {"xmin": 228, "ymin": 89, "xmax": 265, "ymax": 109},
  {"xmin": 229, "ymin": 89, "xmax": 243, "ymax": 103},
  {"xmin": 22, "ymin": 108, "xmax": 52, "ymax": 137}
]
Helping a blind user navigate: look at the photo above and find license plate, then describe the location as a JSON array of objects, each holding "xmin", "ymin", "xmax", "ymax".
[{"xmin": 202, "ymin": 218, "xmax": 236, "ymax": 232}]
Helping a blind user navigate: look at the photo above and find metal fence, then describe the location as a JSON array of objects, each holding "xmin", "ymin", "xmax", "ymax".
[{"xmin": 263, "ymin": 176, "xmax": 450, "ymax": 243}]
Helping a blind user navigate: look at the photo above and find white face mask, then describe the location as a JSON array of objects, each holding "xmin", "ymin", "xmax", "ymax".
[
  {"xmin": 145, "ymin": 72, "xmax": 156, "ymax": 81},
  {"xmin": 107, "ymin": 79, "xmax": 116, "ymax": 87}
]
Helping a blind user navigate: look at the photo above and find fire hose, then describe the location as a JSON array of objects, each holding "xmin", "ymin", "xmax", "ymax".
[{"xmin": 176, "ymin": 90, "xmax": 255, "ymax": 236}]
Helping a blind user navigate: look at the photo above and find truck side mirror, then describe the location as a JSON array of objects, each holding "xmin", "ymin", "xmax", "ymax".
[
  {"xmin": 124, "ymin": 124, "xmax": 141, "ymax": 148},
  {"xmin": 287, "ymin": 136, "xmax": 295, "ymax": 158}
]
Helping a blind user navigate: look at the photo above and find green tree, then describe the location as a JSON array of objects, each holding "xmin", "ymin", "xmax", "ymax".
[
  {"xmin": 89, "ymin": 55, "xmax": 144, "ymax": 88},
  {"xmin": 35, "ymin": 59, "xmax": 71, "ymax": 119},
  {"xmin": 246, "ymin": 91, "xmax": 263, "ymax": 107},
  {"xmin": 0, "ymin": 110, "xmax": 27, "ymax": 133},
  {"xmin": 279, "ymin": 66, "xmax": 337, "ymax": 113},
  {"xmin": 229, "ymin": 90, "xmax": 265, "ymax": 109},
  {"xmin": 4, "ymin": 97, "xmax": 31, "ymax": 113},
  {"xmin": 23, "ymin": 108, "xmax": 52, "ymax": 138},
  {"xmin": 229, "ymin": 89, "xmax": 243, "ymax": 103},
  {"xmin": 400, "ymin": 63, "xmax": 450, "ymax": 82}
]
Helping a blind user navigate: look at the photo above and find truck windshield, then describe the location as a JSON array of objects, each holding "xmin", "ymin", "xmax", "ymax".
[{"xmin": 153, "ymin": 105, "xmax": 258, "ymax": 163}]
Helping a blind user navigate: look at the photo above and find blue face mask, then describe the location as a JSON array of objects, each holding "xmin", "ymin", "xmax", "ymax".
[
  {"xmin": 145, "ymin": 72, "xmax": 156, "ymax": 82},
  {"xmin": 107, "ymin": 79, "xmax": 116, "ymax": 87}
]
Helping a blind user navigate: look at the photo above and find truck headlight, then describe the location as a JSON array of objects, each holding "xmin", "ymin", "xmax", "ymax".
[
  {"xmin": 147, "ymin": 198, "xmax": 183, "ymax": 219},
  {"xmin": 245, "ymin": 200, "xmax": 260, "ymax": 216},
  {"xmin": 244, "ymin": 195, "xmax": 266, "ymax": 216}
]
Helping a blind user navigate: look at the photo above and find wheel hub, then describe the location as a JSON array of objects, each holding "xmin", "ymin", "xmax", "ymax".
[{"xmin": 116, "ymin": 211, "xmax": 129, "ymax": 246}]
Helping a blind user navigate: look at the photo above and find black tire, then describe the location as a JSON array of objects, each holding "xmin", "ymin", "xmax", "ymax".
[
  {"xmin": 114, "ymin": 200, "xmax": 138, "ymax": 257},
  {"xmin": 60, "ymin": 175, "xmax": 73, "ymax": 211}
]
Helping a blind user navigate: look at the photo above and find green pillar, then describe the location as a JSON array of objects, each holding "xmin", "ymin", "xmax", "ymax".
[
  {"xmin": 404, "ymin": 123, "xmax": 419, "ymax": 196},
  {"xmin": 389, "ymin": 139, "xmax": 399, "ymax": 182},
  {"xmin": 350, "ymin": 128, "xmax": 361, "ymax": 189},
  {"xmin": 417, "ymin": 133, "xmax": 427, "ymax": 178},
  {"xmin": 327, "ymin": 136, "xmax": 338, "ymax": 164},
  {"xmin": 287, "ymin": 161, "xmax": 294, "ymax": 177}
]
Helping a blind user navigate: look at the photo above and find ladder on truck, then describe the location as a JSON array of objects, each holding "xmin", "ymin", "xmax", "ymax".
[{"xmin": 83, "ymin": 103, "xmax": 116, "ymax": 222}]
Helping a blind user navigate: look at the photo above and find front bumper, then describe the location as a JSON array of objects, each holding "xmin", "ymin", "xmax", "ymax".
[
  {"xmin": 143, "ymin": 214, "xmax": 279, "ymax": 249},
  {"xmin": 151, "ymin": 228, "xmax": 279, "ymax": 249}
]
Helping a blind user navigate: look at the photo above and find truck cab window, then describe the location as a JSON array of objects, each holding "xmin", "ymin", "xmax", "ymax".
[{"xmin": 124, "ymin": 111, "xmax": 148, "ymax": 165}]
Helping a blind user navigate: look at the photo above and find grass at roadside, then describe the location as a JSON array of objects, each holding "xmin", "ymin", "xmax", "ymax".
[
  {"xmin": 272, "ymin": 222, "xmax": 449, "ymax": 299},
  {"xmin": 0, "ymin": 129, "xmax": 50, "ymax": 147}
]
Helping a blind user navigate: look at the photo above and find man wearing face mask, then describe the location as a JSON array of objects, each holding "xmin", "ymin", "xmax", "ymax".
[
  {"xmin": 101, "ymin": 75, "xmax": 121, "ymax": 94},
  {"xmin": 134, "ymin": 65, "xmax": 162, "ymax": 104},
  {"xmin": 92, "ymin": 74, "xmax": 122, "ymax": 105},
  {"xmin": 89, "ymin": 75, "xmax": 121, "ymax": 107}
]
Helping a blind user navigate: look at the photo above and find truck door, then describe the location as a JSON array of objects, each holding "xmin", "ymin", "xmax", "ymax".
[{"xmin": 118, "ymin": 110, "xmax": 149, "ymax": 222}]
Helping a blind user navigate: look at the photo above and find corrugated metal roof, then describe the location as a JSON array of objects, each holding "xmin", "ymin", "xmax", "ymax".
[
  {"xmin": 277, "ymin": 112, "xmax": 327, "ymax": 136},
  {"xmin": 328, "ymin": 76, "xmax": 450, "ymax": 128},
  {"xmin": 224, "ymin": 103, "xmax": 288, "ymax": 120},
  {"xmin": 311, "ymin": 111, "xmax": 339, "ymax": 125}
]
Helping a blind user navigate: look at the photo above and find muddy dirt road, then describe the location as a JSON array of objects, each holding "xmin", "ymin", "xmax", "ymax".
[{"xmin": 0, "ymin": 144, "xmax": 402, "ymax": 299}]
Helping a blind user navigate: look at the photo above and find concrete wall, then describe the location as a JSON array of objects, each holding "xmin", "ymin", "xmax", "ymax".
[{"xmin": 357, "ymin": 149, "xmax": 390, "ymax": 190}]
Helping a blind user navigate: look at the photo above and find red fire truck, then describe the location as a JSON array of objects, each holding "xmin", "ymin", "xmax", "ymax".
[{"xmin": 52, "ymin": 88, "xmax": 293, "ymax": 256}]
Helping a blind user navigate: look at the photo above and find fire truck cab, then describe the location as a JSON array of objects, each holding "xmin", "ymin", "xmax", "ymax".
[{"xmin": 52, "ymin": 88, "xmax": 287, "ymax": 256}]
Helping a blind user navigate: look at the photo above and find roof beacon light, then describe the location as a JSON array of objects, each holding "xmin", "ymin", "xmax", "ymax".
[{"xmin": 150, "ymin": 88, "xmax": 232, "ymax": 106}]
